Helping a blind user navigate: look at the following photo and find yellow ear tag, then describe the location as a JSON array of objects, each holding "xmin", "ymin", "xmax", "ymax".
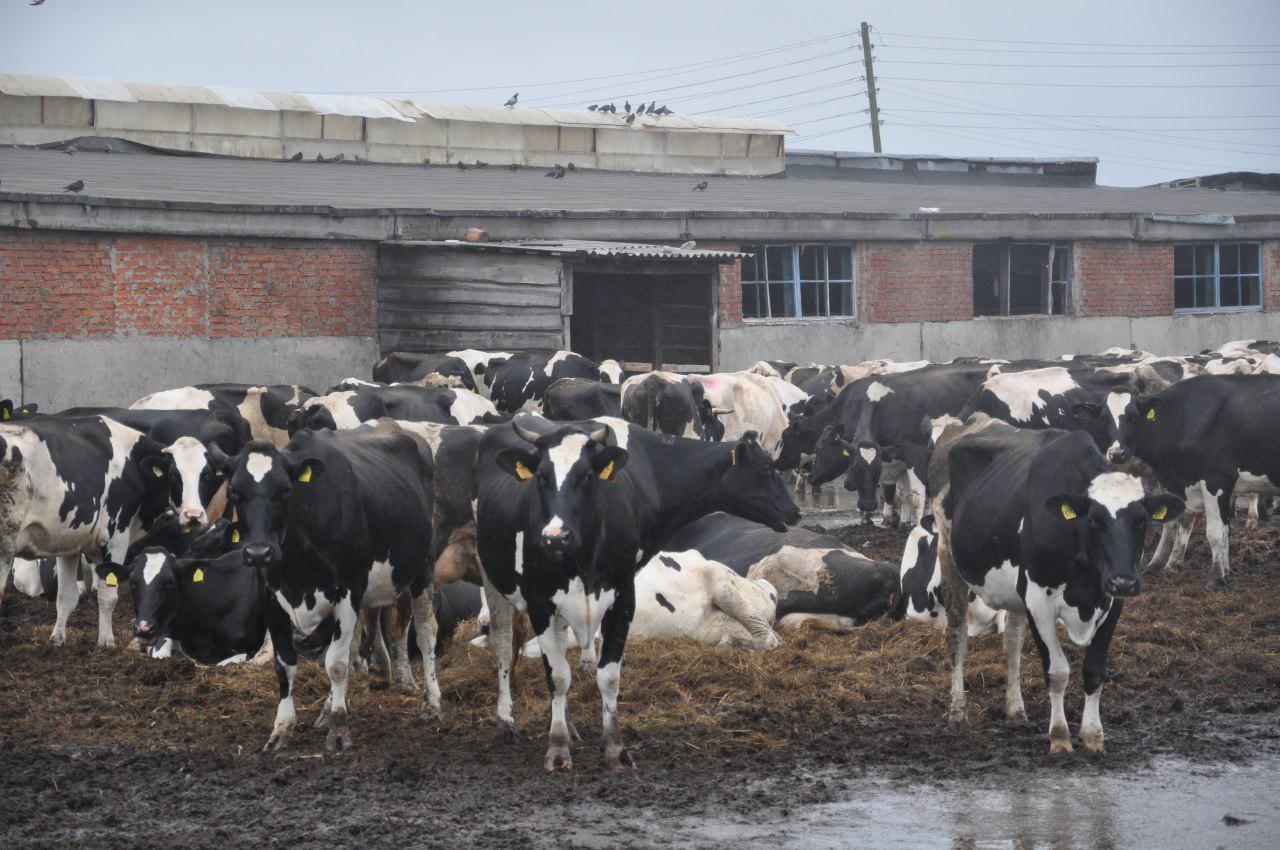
[
  {"xmin": 515, "ymin": 461, "xmax": 533, "ymax": 481},
  {"xmin": 1152, "ymin": 505, "xmax": 1167, "ymax": 520},
  {"xmin": 192, "ymin": 568, "xmax": 205, "ymax": 583},
  {"xmin": 297, "ymin": 465, "xmax": 312, "ymax": 483},
  {"xmin": 1061, "ymin": 504, "xmax": 1078, "ymax": 520},
  {"xmin": 598, "ymin": 461, "xmax": 614, "ymax": 481},
  {"xmin": 842, "ymin": 449, "xmax": 851, "ymax": 457},
  {"xmin": 1146, "ymin": 408, "xmax": 1156, "ymax": 421},
  {"xmin": 20, "ymin": 408, "xmax": 28, "ymax": 415},
  {"xmin": 2, "ymin": 409, "xmax": 8, "ymax": 421},
  {"xmin": 231, "ymin": 529, "xmax": 240, "ymax": 544},
  {"xmin": 183, "ymin": 525, "xmax": 192, "ymax": 534},
  {"xmin": 104, "ymin": 573, "xmax": 118, "ymax": 587}
]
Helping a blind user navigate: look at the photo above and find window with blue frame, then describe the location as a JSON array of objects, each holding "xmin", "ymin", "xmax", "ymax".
[
  {"xmin": 1174, "ymin": 242, "xmax": 1262, "ymax": 311},
  {"xmin": 740, "ymin": 244, "xmax": 855, "ymax": 319}
]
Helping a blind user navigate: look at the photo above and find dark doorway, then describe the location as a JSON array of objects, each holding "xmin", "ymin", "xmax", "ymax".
[{"xmin": 570, "ymin": 270, "xmax": 714, "ymax": 372}]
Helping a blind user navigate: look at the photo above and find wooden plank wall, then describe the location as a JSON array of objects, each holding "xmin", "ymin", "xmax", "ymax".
[{"xmin": 378, "ymin": 246, "xmax": 566, "ymax": 353}]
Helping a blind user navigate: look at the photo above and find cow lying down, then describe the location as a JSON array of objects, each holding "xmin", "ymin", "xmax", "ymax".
[
  {"xmin": 662, "ymin": 512, "xmax": 899, "ymax": 631},
  {"xmin": 898, "ymin": 518, "xmax": 1004, "ymax": 637}
]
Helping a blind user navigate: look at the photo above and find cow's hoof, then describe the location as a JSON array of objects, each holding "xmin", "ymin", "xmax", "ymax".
[
  {"xmin": 368, "ymin": 677, "xmax": 390, "ymax": 691},
  {"xmin": 544, "ymin": 746, "xmax": 573, "ymax": 772},
  {"xmin": 946, "ymin": 714, "xmax": 967, "ymax": 733},
  {"xmin": 97, "ymin": 636, "xmax": 116, "ymax": 649},
  {"xmin": 603, "ymin": 747, "xmax": 634, "ymax": 770},
  {"xmin": 1049, "ymin": 728, "xmax": 1074, "ymax": 754},
  {"xmin": 495, "ymin": 718, "xmax": 518, "ymax": 742},
  {"xmin": 1081, "ymin": 729, "xmax": 1105, "ymax": 752},
  {"xmin": 325, "ymin": 726, "xmax": 354, "ymax": 752},
  {"xmin": 262, "ymin": 730, "xmax": 292, "ymax": 754},
  {"xmin": 1208, "ymin": 575, "xmax": 1227, "ymax": 590},
  {"xmin": 419, "ymin": 704, "xmax": 442, "ymax": 723},
  {"xmin": 47, "ymin": 632, "xmax": 66, "ymax": 648},
  {"xmin": 1006, "ymin": 707, "xmax": 1028, "ymax": 725}
]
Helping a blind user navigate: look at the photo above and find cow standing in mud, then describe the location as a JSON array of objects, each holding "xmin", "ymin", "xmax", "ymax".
[{"xmin": 476, "ymin": 415, "xmax": 799, "ymax": 770}]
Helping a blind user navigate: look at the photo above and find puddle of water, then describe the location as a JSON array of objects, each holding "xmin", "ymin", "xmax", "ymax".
[{"xmin": 568, "ymin": 758, "xmax": 1280, "ymax": 850}]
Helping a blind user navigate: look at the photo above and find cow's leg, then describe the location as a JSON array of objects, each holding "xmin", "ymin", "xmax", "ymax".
[
  {"xmin": 936, "ymin": 528, "xmax": 969, "ymax": 731},
  {"xmin": 263, "ymin": 610, "xmax": 299, "ymax": 753},
  {"xmin": 49, "ymin": 556, "xmax": 83, "ymax": 647},
  {"xmin": 1002, "ymin": 609, "xmax": 1027, "ymax": 723},
  {"xmin": 1162, "ymin": 484, "xmax": 1203, "ymax": 571},
  {"xmin": 1202, "ymin": 482, "xmax": 1233, "ymax": 586},
  {"xmin": 1025, "ymin": 598, "xmax": 1072, "ymax": 754},
  {"xmin": 1146, "ymin": 522, "xmax": 1175, "ymax": 571},
  {"xmin": 1081, "ymin": 600, "xmax": 1123, "ymax": 753},
  {"xmin": 1245, "ymin": 494, "xmax": 1261, "ymax": 530},
  {"xmin": 881, "ymin": 481, "xmax": 899, "ymax": 528},
  {"xmin": 597, "ymin": 594, "xmax": 635, "ymax": 769},
  {"xmin": 410, "ymin": 590, "xmax": 441, "ymax": 720},
  {"xmin": 905, "ymin": 467, "xmax": 926, "ymax": 528},
  {"xmin": 483, "ymin": 579, "xmax": 518, "ymax": 739},
  {"xmin": 388, "ymin": 596, "xmax": 416, "ymax": 692},
  {"xmin": 322, "ymin": 597, "xmax": 359, "ymax": 752},
  {"xmin": 535, "ymin": 610, "xmax": 574, "ymax": 772},
  {"xmin": 0, "ymin": 558, "xmax": 11, "ymax": 605},
  {"xmin": 362, "ymin": 607, "xmax": 393, "ymax": 689}
]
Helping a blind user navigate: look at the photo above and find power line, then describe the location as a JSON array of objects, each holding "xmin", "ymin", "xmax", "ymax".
[
  {"xmin": 885, "ymin": 108, "xmax": 1280, "ymax": 119},
  {"xmin": 306, "ymin": 30, "xmax": 855, "ymax": 96},
  {"xmin": 879, "ymin": 75, "xmax": 1280, "ymax": 88},
  {"xmin": 696, "ymin": 81, "xmax": 856, "ymax": 115},
  {"xmin": 657, "ymin": 62, "xmax": 858, "ymax": 110},
  {"xmin": 787, "ymin": 110, "xmax": 868, "ymax": 126},
  {"xmin": 874, "ymin": 31, "xmax": 1280, "ymax": 48},
  {"xmin": 880, "ymin": 121, "xmax": 1280, "ymax": 132},
  {"xmin": 877, "ymin": 43, "xmax": 1280, "ymax": 56},
  {"xmin": 790, "ymin": 122, "xmax": 872, "ymax": 142},
  {"xmin": 735, "ymin": 94, "xmax": 859, "ymax": 119},
  {"xmin": 877, "ymin": 58, "xmax": 1280, "ymax": 68}
]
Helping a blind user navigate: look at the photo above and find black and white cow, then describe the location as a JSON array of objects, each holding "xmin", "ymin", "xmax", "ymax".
[
  {"xmin": 131, "ymin": 383, "xmax": 315, "ymax": 448},
  {"xmin": 0, "ymin": 400, "xmax": 37, "ymax": 422},
  {"xmin": 1114, "ymin": 374, "xmax": 1280, "ymax": 584},
  {"xmin": 619, "ymin": 372, "xmax": 723, "ymax": 440},
  {"xmin": 210, "ymin": 420, "xmax": 438, "ymax": 752},
  {"xmin": 446, "ymin": 349, "xmax": 515, "ymax": 399},
  {"xmin": 545, "ymin": 378, "xmax": 622, "ymax": 420},
  {"xmin": 371, "ymin": 352, "xmax": 478, "ymax": 391},
  {"xmin": 898, "ymin": 517, "xmax": 1004, "ymax": 636},
  {"xmin": 661, "ymin": 512, "xmax": 900, "ymax": 630},
  {"xmin": 476, "ymin": 415, "xmax": 799, "ymax": 770},
  {"xmin": 746, "ymin": 360, "xmax": 799, "ymax": 381},
  {"xmin": 930, "ymin": 417, "xmax": 1183, "ymax": 752},
  {"xmin": 631, "ymin": 551, "xmax": 781, "ymax": 648},
  {"xmin": 288, "ymin": 384, "xmax": 497, "ymax": 434},
  {"xmin": 486, "ymin": 351, "xmax": 602, "ymax": 414},
  {"xmin": 0, "ymin": 415, "xmax": 165, "ymax": 646}
]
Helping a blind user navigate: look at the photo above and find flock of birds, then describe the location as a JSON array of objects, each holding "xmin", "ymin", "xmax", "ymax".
[{"xmin": 502, "ymin": 92, "xmax": 674, "ymax": 122}]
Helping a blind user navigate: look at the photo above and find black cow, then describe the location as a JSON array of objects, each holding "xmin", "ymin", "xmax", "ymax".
[
  {"xmin": 210, "ymin": 420, "xmax": 438, "ymax": 752},
  {"xmin": 545, "ymin": 378, "xmax": 621, "ymax": 420},
  {"xmin": 487, "ymin": 351, "xmax": 601, "ymax": 414},
  {"xmin": 0, "ymin": 415, "xmax": 166, "ymax": 646},
  {"xmin": 476, "ymin": 414, "xmax": 799, "ymax": 770},
  {"xmin": 662, "ymin": 512, "xmax": 899, "ymax": 629},
  {"xmin": 131, "ymin": 383, "xmax": 315, "ymax": 448},
  {"xmin": 619, "ymin": 372, "xmax": 726, "ymax": 441},
  {"xmin": 0, "ymin": 400, "xmax": 37, "ymax": 421},
  {"xmin": 372, "ymin": 352, "xmax": 478, "ymax": 391},
  {"xmin": 931, "ymin": 418, "xmax": 1182, "ymax": 753},
  {"xmin": 1115, "ymin": 374, "xmax": 1280, "ymax": 584},
  {"xmin": 288, "ymin": 384, "xmax": 496, "ymax": 434}
]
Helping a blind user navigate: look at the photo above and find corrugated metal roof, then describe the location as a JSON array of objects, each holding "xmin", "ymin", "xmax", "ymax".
[
  {"xmin": 396, "ymin": 238, "xmax": 749, "ymax": 260},
  {"xmin": 0, "ymin": 73, "xmax": 791, "ymax": 134},
  {"xmin": 0, "ymin": 147, "xmax": 1277, "ymax": 219}
]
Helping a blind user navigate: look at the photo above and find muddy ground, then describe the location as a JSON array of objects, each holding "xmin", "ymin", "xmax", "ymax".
[{"xmin": 1, "ymin": 518, "xmax": 1278, "ymax": 848}]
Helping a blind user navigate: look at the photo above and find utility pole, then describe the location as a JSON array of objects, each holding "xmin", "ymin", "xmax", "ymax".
[{"xmin": 860, "ymin": 21, "xmax": 882, "ymax": 153}]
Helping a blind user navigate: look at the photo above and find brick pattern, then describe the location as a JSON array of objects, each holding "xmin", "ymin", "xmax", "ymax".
[
  {"xmin": 1076, "ymin": 241, "xmax": 1174, "ymax": 318},
  {"xmin": 716, "ymin": 259, "xmax": 744, "ymax": 326},
  {"xmin": 0, "ymin": 230, "xmax": 377, "ymax": 340},
  {"xmin": 861, "ymin": 241, "xmax": 973, "ymax": 323},
  {"xmin": 1263, "ymin": 239, "xmax": 1280, "ymax": 310}
]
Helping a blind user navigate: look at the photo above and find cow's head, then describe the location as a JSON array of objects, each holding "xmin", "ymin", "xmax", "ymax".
[
  {"xmin": 497, "ymin": 419, "xmax": 629, "ymax": 560},
  {"xmin": 842, "ymin": 439, "xmax": 901, "ymax": 517},
  {"xmin": 210, "ymin": 441, "xmax": 325, "ymax": 572},
  {"xmin": 776, "ymin": 392, "xmax": 832, "ymax": 471},
  {"xmin": 96, "ymin": 548, "xmax": 203, "ymax": 645},
  {"xmin": 1112, "ymin": 393, "xmax": 1162, "ymax": 464},
  {"xmin": 1044, "ymin": 472, "xmax": 1183, "ymax": 597},
  {"xmin": 287, "ymin": 401, "xmax": 337, "ymax": 436},
  {"xmin": 0, "ymin": 400, "xmax": 37, "ymax": 421},
  {"xmin": 695, "ymin": 386, "xmax": 730, "ymax": 442},
  {"xmin": 139, "ymin": 436, "xmax": 226, "ymax": 528},
  {"xmin": 807, "ymin": 423, "xmax": 854, "ymax": 487},
  {"xmin": 714, "ymin": 431, "xmax": 801, "ymax": 532}
]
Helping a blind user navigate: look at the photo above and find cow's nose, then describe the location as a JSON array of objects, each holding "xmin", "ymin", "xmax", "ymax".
[
  {"xmin": 181, "ymin": 508, "xmax": 205, "ymax": 526},
  {"xmin": 134, "ymin": 619, "xmax": 154, "ymax": 637},
  {"xmin": 539, "ymin": 530, "xmax": 576, "ymax": 557},
  {"xmin": 1107, "ymin": 447, "xmax": 1131, "ymax": 464},
  {"xmin": 1106, "ymin": 576, "xmax": 1140, "ymax": 597},
  {"xmin": 243, "ymin": 543, "xmax": 275, "ymax": 567}
]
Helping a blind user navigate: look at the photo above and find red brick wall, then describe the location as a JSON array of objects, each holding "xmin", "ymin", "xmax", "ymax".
[
  {"xmin": 717, "ymin": 259, "xmax": 744, "ymax": 326},
  {"xmin": 860, "ymin": 241, "xmax": 973, "ymax": 323},
  {"xmin": 1264, "ymin": 240, "xmax": 1280, "ymax": 310},
  {"xmin": 0, "ymin": 230, "xmax": 377, "ymax": 340},
  {"xmin": 1076, "ymin": 241, "xmax": 1174, "ymax": 318}
]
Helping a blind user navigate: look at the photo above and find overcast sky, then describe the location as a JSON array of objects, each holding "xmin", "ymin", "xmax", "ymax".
[{"xmin": 4, "ymin": 0, "xmax": 1279, "ymax": 186}]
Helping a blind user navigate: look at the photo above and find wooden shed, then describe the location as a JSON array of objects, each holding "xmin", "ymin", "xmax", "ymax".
[{"xmin": 377, "ymin": 239, "xmax": 748, "ymax": 373}]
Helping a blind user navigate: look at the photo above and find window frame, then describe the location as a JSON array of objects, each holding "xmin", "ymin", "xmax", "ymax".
[
  {"xmin": 972, "ymin": 241, "xmax": 1073, "ymax": 318},
  {"xmin": 1173, "ymin": 241, "xmax": 1263, "ymax": 314},
  {"xmin": 740, "ymin": 243, "xmax": 856, "ymax": 321}
]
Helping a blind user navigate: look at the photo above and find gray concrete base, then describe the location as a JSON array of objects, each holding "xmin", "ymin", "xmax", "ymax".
[
  {"xmin": 5, "ymin": 336, "xmax": 378, "ymax": 410},
  {"xmin": 719, "ymin": 312, "xmax": 1280, "ymax": 369}
]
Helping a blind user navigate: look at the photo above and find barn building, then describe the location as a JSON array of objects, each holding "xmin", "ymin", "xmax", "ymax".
[{"xmin": 1, "ymin": 73, "xmax": 1278, "ymax": 408}]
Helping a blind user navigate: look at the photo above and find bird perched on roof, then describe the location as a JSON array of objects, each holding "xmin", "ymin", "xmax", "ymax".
[
  {"xmin": 544, "ymin": 164, "xmax": 566, "ymax": 179},
  {"xmin": 648, "ymin": 101, "xmax": 658, "ymax": 114},
  {"xmin": 692, "ymin": 181, "xmax": 708, "ymax": 191},
  {"xmin": 657, "ymin": 105, "xmax": 672, "ymax": 116},
  {"xmin": 624, "ymin": 101, "xmax": 631, "ymax": 114},
  {"xmin": 587, "ymin": 104, "xmax": 598, "ymax": 112},
  {"xmin": 680, "ymin": 240, "xmax": 696, "ymax": 250},
  {"xmin": 507, "ymin": 162, "xmax": 519, "ymax": 171},
  {"xmin": 330, "ymin": 153, "xmax": 345, "ymax": 163},
  {"xmin": 475, "ymin": 160, "xmax": 488, "ymax": 168},
  {"xmin": 566, "ymin": 162, "xmax": 577, "ymax": 172},
  {"xmin": 289, "ymin": 152, "xmax": 303, "ymax": 161},
  {"xmin": 316, "ymin": 153, "xmax": 325, "ymax": 163},
  {"xmin": 457, "ymin": 161, "xmax": 469, "ymax": 171},
  {"xmin": 64, "ymin": 145, "xmax": 75, "ymax": 156},
  {"xmin": 422, "ymin": 158, "xmax": 431, "ymax": 167},
  {"xmin": 62, "ymin": 180, "xmax": 84, "ymax": 193},
  {"xmin": 504, "ymin": 93, "xmax": 519, "ymax": 108},
  {"xmin": 30, "ymin": 0, "xmax": 46, "ymax": 5},
  {"xmin": 625, "ymin": 112, "xmax": 636, "ymax": 125},
  {"xmin": 354, "ymin": 155, "xmax": 367, "ymax": 164}
]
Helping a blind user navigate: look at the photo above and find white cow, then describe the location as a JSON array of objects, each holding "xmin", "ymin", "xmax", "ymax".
[{"xmin": 688, "ymin": 372, "xmax": 793, "ymax": 458}]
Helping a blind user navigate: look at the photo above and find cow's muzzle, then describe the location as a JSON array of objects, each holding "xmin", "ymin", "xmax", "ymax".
[
  {"xmin": 242, "ymin": 542, "xmax": 280, "ymax": 568},
  {"xmin": 1106, "ymin": 447, "xmax": 1131, "ymax": 464},
  {"xmin": 539, "ymin": 529, "xmax": 577, "ymax": 559},
  {"xmin": 1105, "ymin": 576, "xmax": 1141, "ymax": 597},
  {"xmin": 134, "ymin": 619, "xmax": 157, "ymax": 639}
]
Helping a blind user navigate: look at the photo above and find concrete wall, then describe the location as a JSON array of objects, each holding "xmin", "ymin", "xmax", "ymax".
[
  {"xmin": 719, "ymin": 312, "xmax": 1280, "ymax": 369},
  {"xmin": 9, "ymin": 336, "xmax": 378, "ymax": 411}
]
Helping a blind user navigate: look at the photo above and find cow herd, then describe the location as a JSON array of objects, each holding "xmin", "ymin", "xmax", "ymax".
[{"xmin": 1, "ymin": 339, "xmax": 1277, "ymax": 769}]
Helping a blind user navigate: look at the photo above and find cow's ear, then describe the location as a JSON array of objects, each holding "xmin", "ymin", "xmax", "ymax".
[
  {"xmin": 591, "ymin": 446, "xmax": 629, "ymax": 482},
  {"xmin": 207, "ymin": 444, "xmax": 233, "ymax": 474},
  {"xmin": 1070, "ymin": 401, "xmax": 1103, "ymax": 419},
  {"xmin": 292, "ymin": 457, "xmax": 324, "ymax": 484},
  {"xmin": 95, "ymin": 561, "xmax": 129, "ymax": 588},
  {"xmin": 496, "ymin": 447, "xmax": 540, "ymax": 482},
  {"xmin": 1136, "ymin": 396, "xmax": 1160, "ymax": 422},
  {"xmin": 140, "ymin": 452, "xmax": 172, "ymax": 480},
  {"xmin": 1044, "ymin": 493, "xmax": 1091, "ymax": 522},
  {"xmin": 0, "ymin": 400, "xmax": 10, "ymax": 421},
  {"xmin": 173, "ymin": 560, "xmax": 208, "ymax": 584},
  {"xmin": 1142, "ymin": 494, "xmax": 1184, "ymax": 524}
]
